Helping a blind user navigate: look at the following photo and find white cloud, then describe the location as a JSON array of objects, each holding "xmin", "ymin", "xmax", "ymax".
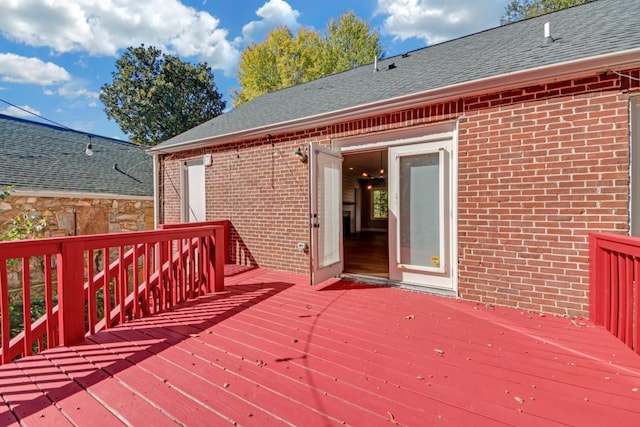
[
  {"xmin": 241, "ymin": 0, "xmax": 301, "ymax": 44},
  {"xmin": 0, "ymin": 0, "xmax": 242, "ymax": 73},
  {"xmin": 57, "ymin": 81, "xmax": 99, "ymax": 100},
  {"xmin": 0, "ymin": 53, "xmax": 71, "ymax": 85},
  {"xmin": 0, "ymin": 104, "xmax": 42, "ymax": 118},
  {"xmin": 376, "ymin": 0, "xmax": 506, "ymax": 45}
]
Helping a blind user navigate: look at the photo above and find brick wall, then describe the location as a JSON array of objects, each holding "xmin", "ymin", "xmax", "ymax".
[
  {"xmin": 160, "ymin": 69, "xmax": 640, "ymax": 316},
  {"xmin": 160, "ymin": 135, "xmax": 321, "ymax": 273},
  {"xmin": 458, "ymin": 75, "xmax": 632, "ymax": 316}
]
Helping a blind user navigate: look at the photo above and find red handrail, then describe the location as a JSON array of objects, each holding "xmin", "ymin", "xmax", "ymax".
[
  {"xmin": 0, "ymin": 223, "xmax": 225, "ymax": 364},
  {"xmin": 589, "ymin": 232, "xmax": 640, "ymax": 355}
]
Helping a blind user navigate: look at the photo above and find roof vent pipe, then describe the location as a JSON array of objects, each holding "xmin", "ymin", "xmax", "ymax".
[{"xmin": 544, "ymin": 22, "xmax": 554, "ymax": 44}]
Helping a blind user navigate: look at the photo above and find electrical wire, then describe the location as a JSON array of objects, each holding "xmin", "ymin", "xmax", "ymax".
[
  {"xmin": 0, "ymin": 96, "xmax": 75, "ymax": 130},
  {"xmin": 611, "ymin": 71, "xmax": 640, "ymax": 82}
]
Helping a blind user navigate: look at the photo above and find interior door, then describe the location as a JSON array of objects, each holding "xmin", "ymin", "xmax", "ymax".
[
  {"xmin": 310, "ymin": 144, "xmax": 343, "ymax": 285},
  {"xmin": 182, "ymin": 160, "xmax": 206, "ymax": 223},
  {"xmin": 388, "ymin": 141, "xmax": 455, "ymax": 291}
]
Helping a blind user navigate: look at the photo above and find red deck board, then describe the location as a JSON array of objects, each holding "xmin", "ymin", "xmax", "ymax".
[
  {"xmin": 229, "ymin": 293, "xmax": 639, "ymax": 405},
  {"xmin": 40, "ymin": 343, "xmax": 176, "ymax": 426},
  {"xmin": 106, "ymin": 324, "xmax": 357, "ymax": 426},
  {"xmin": 0, "ymin": 357, "xmax": 75, "ymax": 426},
  {"xmin": 152, "ymin": 291, "xmax": 519, "ymax": 422},
  {"xmin": 208, "ymin": 313, "xmax": 611, "ymax": 425},
  {"xmin": 107, "ymin": 297, "xmax": 388, "ymax": 425},
  {"xmin": 2, "ymin": 268, "xmax": 640, "ymax": 426},
  {"xmin": 118, "ymin": 307, "xmax": 460, "ymax": 426},
  {"xmin": 216, "ymin": 285, "xmax": 638, "ymax": 397},
  {"xmin": 84, "ymin": 333, "xmax": 242, "ymax": 426}
]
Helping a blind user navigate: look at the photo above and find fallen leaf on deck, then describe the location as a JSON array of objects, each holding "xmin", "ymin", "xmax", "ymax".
[
  {"xmin": 223, "ymin": 383, "xmax": 230, "ymax": 388},
  {"xmin": 570, "ymin": 319, "xmax": 586, "ymax": 328},
  {"xmin": 291, "ymin": 338, "xmax": 298, "ymax": 343},
  {"xmin": 633, "ymin": 387, "xmax": 638, "ymax": 393},
  {"xmin": 514, "ymin": 396, "xmax": 524, "ymax": 404},
  {"xmin": 404, "ymin": 314, "xmax": 415, "ymax": 320},
  {"xmin": 434, "ymin": 349, "xmax": 445, "ymax": 356},
  {"xmin": 189, "ymin": 333, "xmax": 199, "ymax": 338},
  {"xmin": 416, "ymin": 375, "xmax": 425, "ymax": 381}
]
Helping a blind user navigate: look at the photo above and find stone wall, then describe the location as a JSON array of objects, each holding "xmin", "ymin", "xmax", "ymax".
[{"xmin": 0, "ymin": 193, "xmax": 154, "ymax": 238}]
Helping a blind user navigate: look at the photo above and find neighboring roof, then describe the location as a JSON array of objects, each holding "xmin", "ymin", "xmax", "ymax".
[
  {"xmin": 0, "ymin": 114, "xmax": 153, "ymax": 197},
  {"xmin": 152, "ymin": 0, "xmax": 640, "ymax": 153}
]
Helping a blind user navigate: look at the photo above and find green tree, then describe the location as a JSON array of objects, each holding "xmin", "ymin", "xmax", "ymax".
[
  {"xmin": 233, "ymin": 11, "xmax": 383, "ymax": 106},
  {"xmin": 501, "ymin": 0, "xmax": 595, "ymax": 24},
  {"xmin": 318, "ymin": 12, "xmax": 382, "ymax": 77},
  {"xmin": 100, "ymin": 45, "xmax": 226, "ymax": 145},
  {"xmin": 233, "ymin": 27, "xmax": 322, "ymax": 106}
]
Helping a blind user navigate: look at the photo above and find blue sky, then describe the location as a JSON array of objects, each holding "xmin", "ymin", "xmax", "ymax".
[{"xmin": 0, "ymin": 0, "xmax": 510, "ymax": 142}]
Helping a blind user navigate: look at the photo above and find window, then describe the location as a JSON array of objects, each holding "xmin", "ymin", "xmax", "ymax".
[{"xmin": 372, "ymin": 188, "xmax": 388, "ymax": 219}]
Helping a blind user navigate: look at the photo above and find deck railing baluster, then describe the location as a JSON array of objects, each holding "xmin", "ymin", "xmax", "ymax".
[
  {"xmin": 44, "ymin": 254, "xmax": 56, "ymax": 348},
  {"xmin": 590, "ymin": 232, "xmax": 640, "ymax": 356},
  {"xmin": 0, "ymin": 222, "xmax": 227, "ymax": 364}
]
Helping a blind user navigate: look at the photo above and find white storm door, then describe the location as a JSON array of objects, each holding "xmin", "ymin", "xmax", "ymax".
[
  {"xmin": 310, "ymin": 144, "xmax": 343, "ymax": 285},
  {"xmin": 182, "ymin": 161, "xmax": 206, "ymax": 223},
  {"xmin": 388, "ymin": 141, "xmax": 455, "ymax": 291}
]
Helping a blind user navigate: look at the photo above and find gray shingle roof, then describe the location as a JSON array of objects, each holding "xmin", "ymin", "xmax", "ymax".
[
  {"xmin": 154, "ymin": 0, "xmax": 640, "ymax": 151},
  {"xmin": 0, "ymin": 114, "xmax": 153, "ymax": 197}
]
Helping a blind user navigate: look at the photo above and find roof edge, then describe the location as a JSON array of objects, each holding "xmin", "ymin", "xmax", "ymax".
[
  {"xmin": 149, "ymin": 47, "xmax": 640, "ymax": 155},
  {"xmin": 9, "ymin": 189, "xmax": 154, "ymax": 201}
]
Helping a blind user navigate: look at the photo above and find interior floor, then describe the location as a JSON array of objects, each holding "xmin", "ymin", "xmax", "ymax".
[{"xmin": 343, "ymin": 231, "xmax": 388, "ymax": 277}]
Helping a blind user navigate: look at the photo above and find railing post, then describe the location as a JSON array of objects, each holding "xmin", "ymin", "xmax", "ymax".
[
  {"xmin": 211, "ymin": 227, "xmax": 225, "ymax": 292},
  {"xmin": 57, "ymin": 240, "xmax": 86, "ymax": 345},
  {"xmin": 589, "ymin": 233, "xmax": 599, "ymax": 323},
  {"xmin": 0, "ymin": 260, "xmax": 10, "ymax": 364}
]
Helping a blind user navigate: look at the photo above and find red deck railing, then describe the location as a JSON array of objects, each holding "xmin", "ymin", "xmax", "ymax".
[
  {"xmin": 0, "ymin": 222, "xmax": 226, "ymax": 365},
  {"xmin": 589, "ymin": 232, "xmax": 640, "ymax": 355}
]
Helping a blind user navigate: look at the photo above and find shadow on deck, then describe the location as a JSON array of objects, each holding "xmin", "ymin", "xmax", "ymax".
[{"xmin": 1, "ymin": 267, "xmax": 640, "ymax": 426}]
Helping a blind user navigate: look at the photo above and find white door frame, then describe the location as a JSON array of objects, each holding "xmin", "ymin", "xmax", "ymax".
[
  {"xmin": 388, "ymin": 141, "xmax": 455, "ymax": 291},
  {"xmin": 181, "ymin": 159, "xmax": 206, "ymax": 223},
  {"xmin": 335, "ymin": 121, "xmax": 458, "ymax": 293},
  {"xmin": 309, "ymin": 144, "xmax": 344, "ymax": 285}
]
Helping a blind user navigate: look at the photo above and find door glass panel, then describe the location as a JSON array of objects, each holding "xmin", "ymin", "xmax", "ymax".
[
  {"xmin": 318, "ymin": 153, "xmax": 341, "ymax": 268},
  {"xmin": 186, "ymin": 163, "xmax": 206, "ymax": 222},
  {"xmin": 399, "ymin": 152, "xmax": 440, "ymax": 268}
]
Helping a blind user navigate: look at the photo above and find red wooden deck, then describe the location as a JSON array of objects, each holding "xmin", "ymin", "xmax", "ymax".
[{"xmin": 1, "ymin": 267, "xmax": 639, "ymax": 426}]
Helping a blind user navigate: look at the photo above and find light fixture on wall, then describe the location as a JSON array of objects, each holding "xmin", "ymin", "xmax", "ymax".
[
  {"xmin": 379, "ymin": 151, "xmax": 384, "ymax": 176},
  {"xmin": 85, "ymin": 142, "xmax": 93, "ymax": 156},
  {"xmin": 293, "ymin": 146, "xmax": 307, "ymax": 163}
]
